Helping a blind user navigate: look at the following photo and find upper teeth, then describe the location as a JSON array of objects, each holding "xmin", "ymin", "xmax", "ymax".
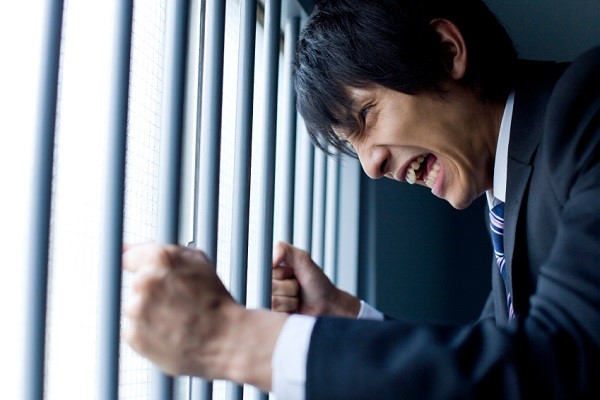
[
  {"xmin": 406, "ymin": 154, "xmax": 441, "ymax": 189},
  {"xmin": 406, "ymin": 155, "xmax": 426, "ymax": 184}
]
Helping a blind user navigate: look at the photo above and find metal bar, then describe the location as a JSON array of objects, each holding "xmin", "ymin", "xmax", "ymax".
[
  {"xmin": 190, "ymin": 0, "xmax": 206, "ymax": 246},
  {"xmin": 294, "ymin": 123, "xmax": 315, "ymax": 253},
  {"xmin": 191, "ymin": 0, "xmax": 226, "ymax": 397},
  {"xmin": 188, "ymin": 0, "xmax": 214, "ymax": 399},
  {"xmin": 155, "ymin": 0, "xmax": 191, "ymax": 398},
  {"xmin": 98, "ymin": 1, "xmax": 133, "ymax": 399},
  {"xmin": 256, "ymin": 0, "xmax": 281, "ymax": 310},
  {"xmin": 280, "ymin": 16, "xmax": 300, "ymax": 243},
  {"xmin": 324, "ymin": 155, "xmax": 340, "ymax": 283},
  {"xmin": 311, "ymin": 150, "xmax": 328, "ymax": 268},
  {"xmin": 335, "ymin": 159, "xmax": 361, "ymax": 294},
  {"xmin": 255, "ymin": 1, "xmax": 282, "ymax": 398},
  {"xmin": 227, "ymin": 0, "xmax": 257, "ymax": 399},
  {"xmin": 24, "ymin": 0, "xmax": 64, "ymax": 398}
]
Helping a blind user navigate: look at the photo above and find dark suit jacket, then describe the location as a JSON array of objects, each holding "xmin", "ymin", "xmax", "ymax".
[{"xmin": 305, "ymin": 46, "xmax": 600, "ymax": 399}]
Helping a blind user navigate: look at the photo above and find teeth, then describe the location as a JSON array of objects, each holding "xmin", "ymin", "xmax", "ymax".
[
  {"xmin": 405, "ymin": 154, "xmax": 428, "ymax": 184},
  {"xmin": 424, "ymin": 160, "xmax": 441, "ymax": 189}
]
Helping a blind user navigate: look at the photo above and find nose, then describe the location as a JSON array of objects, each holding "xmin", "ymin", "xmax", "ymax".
[{"xmin": 356, "ymin": 145, "xmax": 389, "ymax": 179}]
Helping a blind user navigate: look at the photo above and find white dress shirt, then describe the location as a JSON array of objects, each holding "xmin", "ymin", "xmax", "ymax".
[{"xmin": 272, "ymin": 92, "xmax": 515, "ymax": 400}]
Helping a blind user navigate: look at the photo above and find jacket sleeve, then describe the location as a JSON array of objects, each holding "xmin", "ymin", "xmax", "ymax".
[{"xmin": 305, "ymin": 46, "xmax": 600, "ymax": 400}]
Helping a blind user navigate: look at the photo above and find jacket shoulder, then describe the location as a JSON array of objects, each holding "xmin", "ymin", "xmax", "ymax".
[{"xmin": 542, "ymin": 46, "xmax": 600, "ymax": 202}]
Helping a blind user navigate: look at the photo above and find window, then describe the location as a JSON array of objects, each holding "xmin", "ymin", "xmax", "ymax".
[{"xmin": 5, "ymin": 0, "xmax": 360, "ymax": 399}]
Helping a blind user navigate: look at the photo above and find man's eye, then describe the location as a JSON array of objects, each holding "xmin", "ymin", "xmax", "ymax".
[{"xmin": 359, "ymin": 106, "xmax": 371, "ymax": 120}]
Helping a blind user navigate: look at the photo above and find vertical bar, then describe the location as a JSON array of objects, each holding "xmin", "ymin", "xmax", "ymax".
[
  {"xmin": 311, "ymin": 150, "xmax": 328, "ymax": 268},
  {"xmin": 256, "ymin": 0, "xmax": 281, "ymax": 309},
  {"xmin": 155, "ymin": 0, "xmax": 190, "ymax": 399},
  {"xmin": 191, "ymin": 0, "xmax": 226, "ymax": 396},
  {"xmin": 187, "ymin": 1, "xmax": 212, "ymax": 399},
  {"xmin": 227, "ymin": 0, "xmax": 256, "ymax": 399},
  {"xmin": 255, "ymin": 1, "xmax": 281, "ymax": 399},
  {"xmin": 98, "ymin": 1, "xmax": 133, "ymax": 400},
  {"xmin": 335, "ymin": 159, "xmax": 361, "ymax": 294},
  {"xmin": 280, "ymin": 17, "xmax": 300, "ymax": 243},
  {"xmin": 190, "ymin": 0, "xmax": 206, "ymax": 246},
  {"xmin": 24, "ymin": 1, "xmax": 64, "ymax": 399},
  {"xmin": 294, "ymin": 123, "xmax": 315, "ymax": 253},
  {"xmin": 324, "ymin": 156, "xmax": 340, "ymax": 283}
]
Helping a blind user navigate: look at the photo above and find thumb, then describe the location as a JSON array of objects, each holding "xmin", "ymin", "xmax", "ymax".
[
  {"xmin": 272, "ymin": 241, "xmax": 295, "ymax": 280},
  {"xmin": 272, "ymin": 241, "xmax": 318, "ymax": 278}
]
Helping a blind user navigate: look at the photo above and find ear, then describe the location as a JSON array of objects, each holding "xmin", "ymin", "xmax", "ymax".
[{"xmin": 429, "ymin": 19, "xmax": 467, "ymax": 80}]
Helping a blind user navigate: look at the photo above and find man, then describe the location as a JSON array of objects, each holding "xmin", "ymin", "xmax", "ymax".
[{"xmin": 123, "ymin": 0, "xmax": 600, "ymax": 398}]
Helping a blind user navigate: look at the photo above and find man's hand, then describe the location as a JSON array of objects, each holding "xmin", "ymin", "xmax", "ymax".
[
  {"xmin": 122, "ymin": 242, "xmax": 287, "ymax": 391},
  {"xmin": 271, "ymin": 241, "xmax": 360, "ymax": 318}
]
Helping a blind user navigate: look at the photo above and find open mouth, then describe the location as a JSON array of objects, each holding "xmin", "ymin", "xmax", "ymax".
[{"xmin": 405, "ymin": 153, "xmax": 441, "ymax": 189}]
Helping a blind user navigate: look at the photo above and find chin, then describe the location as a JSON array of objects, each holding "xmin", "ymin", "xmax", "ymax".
[{"xmin": 446, "ymin": 193, "xmax": 477, "ymax": 210}]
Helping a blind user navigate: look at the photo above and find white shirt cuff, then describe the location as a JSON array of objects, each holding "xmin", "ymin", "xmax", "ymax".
[
  {"xmin": 271, "ymin": 302, "xmax": 383, "ymax": 399},
  {"xmin": 356, "ymin": 300, "xmax": 385, "ymax": 320},
  {"xmin": 272, "ymin": 314, "xmax": 316, "ymax": 400}
]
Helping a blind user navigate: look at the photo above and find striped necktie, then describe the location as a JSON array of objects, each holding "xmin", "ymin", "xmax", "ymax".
[{"xmin": 490, "ymin": 201, "xmax": 515, "ymax": 320}]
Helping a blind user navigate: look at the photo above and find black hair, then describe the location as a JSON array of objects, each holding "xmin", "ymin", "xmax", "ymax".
[{"xmin": 293, "ymin": 0, "xmax": 518, "ymax": 156}]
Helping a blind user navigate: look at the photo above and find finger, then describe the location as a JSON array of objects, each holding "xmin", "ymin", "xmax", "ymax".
[
  {"xmin": 272, "ymin": 241, "xmax": 290, "ymax": 268},
  {"xmin": 123, "ymin": 291, "xmax": 145, "ymax": 320},
  {"xmin": 272, "ymin": 241, "xmax": 317, "ymax": 276},
  {"xmin": 122, "ymin": 240, "xmax": 154, "ymax": 254},
  {"xmin": 122, "ymin": 319, "xmax": 153, "ymax": 358},
  {"xmin": 272, "ymin": 278, "xmax": 299, "ymax": 297},
  {"xmin": 272, "ymin": 265, "xmax": 295, "ymax": 280},
  {"xmin": 272, "ymin": 241, "xmax": 310, "ymax": 270},
  {"xmin": 122, "ymin": 242, "xmax": 177, "ymax": 273},
  {"xmin": 271, "ymin": 295, "xmax": 299, "ymax": 313},
  {"xmin": 171, "ymin": 246, "xmax": 212, "ymax": 271},
  {"xmin": 129, "ymin": 261, "xmax": 164, "ymax": 294}
]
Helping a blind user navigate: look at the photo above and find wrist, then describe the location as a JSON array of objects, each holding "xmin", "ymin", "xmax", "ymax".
[
  {"xmin": 224, "ymin": 307, "xmax": 288, "ymax": 391},
  {"xmin": 329, "ymin": 289, "xmax": 361, "ymax": 318}
]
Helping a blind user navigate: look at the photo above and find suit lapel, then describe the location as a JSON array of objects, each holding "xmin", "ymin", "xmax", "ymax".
[
  {"xmin": 503, "ymin": 60, "xmax": 567, "ymax": 316},
  {"xmin": 504, "ymin": 160, "xmax": 531, "ymax": 302}
]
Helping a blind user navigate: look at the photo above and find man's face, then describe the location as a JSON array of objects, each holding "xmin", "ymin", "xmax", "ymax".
[{"xmin": 338, "ymin": 84, "xmax": 501, "ymax": 209}]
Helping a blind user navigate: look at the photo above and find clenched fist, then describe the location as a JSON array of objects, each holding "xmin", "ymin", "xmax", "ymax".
[
  {"xmin": 122, "ymin": 242, "xmax": 286, "ymax": 390},
  {"xmin": 271, "ymin": 241, "xmax": 361, "ymax": 318}
]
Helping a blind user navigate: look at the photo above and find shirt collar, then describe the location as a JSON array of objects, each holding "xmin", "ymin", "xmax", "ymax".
[{"xmin": 486, "ymin": 91, "xmax": 514, "ymax": 208}]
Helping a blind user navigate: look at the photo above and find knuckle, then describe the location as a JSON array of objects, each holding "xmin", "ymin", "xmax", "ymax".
[
  {"xmin": 194, "ymin": 249, "xmax": 212, "ymax": 265},
  {"xmin": 138, "ymin": 273, "xmax": 162, "ymax": 293},
  {"xmin": 126, "ymin": 326, "xmax": 147, "ymax": 352},
  {"xmin": 290, "ymin": 298, "xmax": 299, "ymax": 310},
  {"xmin": 272, "ymin": 268, "xmax": 284, "ymax": 279},
  {"xmin": 154, "ymin": 246, "xmax": 175, "ymax": 269},
  {"xmin": 297, "ymin": 250, "xmax": 311, "ymax": 264},
  {"xmin": 271, "ymin": 295, "xmax": 282, "ymax": 310}
]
